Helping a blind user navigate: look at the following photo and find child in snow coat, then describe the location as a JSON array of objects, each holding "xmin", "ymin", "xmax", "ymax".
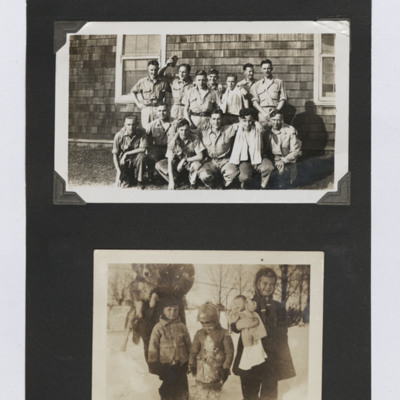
[
  {"xmin": 189, "ymin": 302, "xmax": 234, "ymax": 400},
  {"xmin": 148, "ymin": 296, "xmax": 192, "ymax": 400}
]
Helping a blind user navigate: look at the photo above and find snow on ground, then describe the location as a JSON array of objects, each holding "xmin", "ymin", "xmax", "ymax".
[{"xmin": 106, "ymin": 309, "xmax": 309, "ymax": 400}]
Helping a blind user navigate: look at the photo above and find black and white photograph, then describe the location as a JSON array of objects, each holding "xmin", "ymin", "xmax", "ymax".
[
  {"xmin": 93, "ymin": 251, "xmax": 324, "ymax": 400},
  {"xmin": 55, "ymin": 21, "xmax": 349, "ymax": 203}
]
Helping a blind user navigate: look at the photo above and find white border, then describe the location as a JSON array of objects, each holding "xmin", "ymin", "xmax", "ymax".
[
  {"xmin": 93, "ymin": 250, "xmax": 324, "ymax": 400},
  {"xmin": 55, "ymin": 20, "xmax": 349, "ymax": 203}
]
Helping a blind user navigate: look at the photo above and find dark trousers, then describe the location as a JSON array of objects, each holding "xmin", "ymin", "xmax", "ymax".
[
  {"xmin": 147, "ymin": 146, "xmax": 167, "ymax": 174},
  {"xmin": 238, "ymin": 158, "xmax": 274, "ymax": 188},
  {"xmin": 240, "ymin": 360, "xmax": 277, "ymax": 400},
  {"xmin": 155, "ymin": 158, "xmax": 202, "ymax": 185},
  {"xmin": 159, "ymin": 364, "xmax": 189, "ymax": 400},
  {"xmin": 120, "ymin": 152, "xmax": 147, "ymax": 184}
]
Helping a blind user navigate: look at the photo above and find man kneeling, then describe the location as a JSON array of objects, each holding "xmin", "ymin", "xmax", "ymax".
[
  {"xmin": 112, "ymin": 115, "xmax": 148, "ymax": 189},
  {"xmin": 229, "ymin": 108, "xmax": 274, "ymax": 189},
  {"xmin": 155, "ymin": 118, "xmax": 205, "ymax": 190}
]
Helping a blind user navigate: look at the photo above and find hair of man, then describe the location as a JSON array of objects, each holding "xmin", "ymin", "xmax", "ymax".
[
  {"xmin": 195, "ymin": 69, "xmax": 207, "ymax": 77},
  {"xmin": 211, "ymin": 108, "xmax": 224, "ymax": 118},
  {"xmin": 227, "ymin": 74, "xmax": 237, "ymax": 81},
  {"xmin": 208, "ymin": 68, "xmax": 219, "ymax": 76},
  {"xmin": 243, "ymin": 63, "xmax": 254, "ymax": 71},
  {"xmin": 148, "ymin": 59, "xmax": 159, "ymax": 67},
  {"xmin": 175, "ymin": 118, "xmax": 190, "ymax": 129},
  {"xmin": 179, "ymin": 63, "xmax": 191, "ymax": 73},
  {"xmin": 124, "ymin": 115, "xmax": 137, "ymax": 123},
  {"xmin": 239, "ymin": 107, "xmax": 258, "ymax": 120},
  {"xmin": 260, "ymin": 59, "xmax": 273, "ymax": 67}
]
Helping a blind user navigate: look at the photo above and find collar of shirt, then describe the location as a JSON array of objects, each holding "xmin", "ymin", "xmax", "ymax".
[
  {"xmin": 122, "ymin": 128, "xmax": 138, "ymax": 138},
  {"xmin": 261, "ymin": 77, "xmax": 275, "ymax": 87},
  {"xmin": 147, "ymin": 76, "xmax": 161, "ymax": 84},
  {"xmin": 271, "ymin": 127, "xmax": 283, "ymax": 135},
  {"xmin": 209, "ymin": 128, "xmax": 221, "ymax": 140},
  {"xmin": 178, "ymin": 78, "xmax": 191, "ymax": 85}
]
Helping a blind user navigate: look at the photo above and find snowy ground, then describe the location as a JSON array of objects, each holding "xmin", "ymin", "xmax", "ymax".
[{"xmin": 106, "ymin": 308, "xmax": 309, "ymax": 400}]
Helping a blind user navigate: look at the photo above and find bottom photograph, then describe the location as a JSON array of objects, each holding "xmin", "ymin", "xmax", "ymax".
[{"xmin": 93, "ymin": 251, "xmax": 324, "ymax": 400}]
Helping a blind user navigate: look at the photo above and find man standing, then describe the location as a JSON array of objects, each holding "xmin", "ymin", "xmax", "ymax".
[
  {"xmin": 146, "ymin": 104, "xmax": 174, "ymax": 182},
  {"xmin": 231, "ymin": 267, "xmax": 296, "ymax": 400},
  {"xmin": 159, "ymin": 58, "xmax": 193, "ymax": 121},
  {"xmin": 220, "ymin": 74, "xmax": 249, "ymax": 125},
  {"xmin": 207, "ymin": 68, "xmax": 224, "ymax": 100},
  {"xmin": 264, "ymin": 111, "xmax": 302, "ymax": 187},
  {"xmin": 184, "ymin": 70, "xmax": 220, "ymax": 131},
  {"xmin": 130, "ymin": 60, "xmax": 170, "ymax": 129},
  {"xmin": 250, "ymin": 59, "xmax": 287, "ymax": 127},
  {"xmin": 155, "ymin": 118, "xmax": 205, "ymax": 190},
  {"xmin": 198, "ymin": 109, "xmax": 239, "ymax": 188},
  {"xmin": 112, "ymin": 116, "xmax": 148, "ymax": 189},
  {"xmin": 229, "ymin": 108, "xmax": 274, "ymax": 189},
  {"xmin": 237, "ymin": 63, "xmax": 256, "ymax": 102}
]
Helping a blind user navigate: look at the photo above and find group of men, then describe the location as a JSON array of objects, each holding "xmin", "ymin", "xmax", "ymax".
[{"xmin": 112, "ymin": 57, "xmax": 302, "ymax": 190}]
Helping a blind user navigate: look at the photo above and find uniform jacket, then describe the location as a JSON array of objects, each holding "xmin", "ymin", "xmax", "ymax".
[
  {"xmin": 189, "ymin": 324, "xmax": 234, "ymax": 384},
  {"xmin": 148, "ymin": 316, "xmax": 191, "ymax": 366},
  {"xmin": 232, "ymin": 268, "xmax": 296, "ymax": 381}
]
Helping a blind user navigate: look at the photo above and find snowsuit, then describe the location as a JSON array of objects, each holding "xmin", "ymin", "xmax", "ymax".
[
  {"xmin": 148, "ymin": 316, "xmax": 191, "ymax": 400},
  {"xmin": 189, "ymin": 323, "xmax": 234, "ymax": 400},
  {"xmin": 231, "ymin": 268, "xmax": 296, "ymax": 400}
]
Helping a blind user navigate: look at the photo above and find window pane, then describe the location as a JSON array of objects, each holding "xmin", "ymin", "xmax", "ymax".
[
  {"xmin": 123, "ymin": 59, "xmax": 148, "ymax": 94},
  {"xmin": 123, "ymin": 35, "xmax": 160, "ymax": 56},
  {"xmin": 321, "ymin": 34, "xmax": 335, "ymax": 54},
  {"xmin": 322, "ymin": 56, "xmax": 335, "ymax": 97}
]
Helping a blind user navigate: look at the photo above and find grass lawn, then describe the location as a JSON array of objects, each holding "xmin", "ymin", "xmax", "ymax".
[{"xmin": 68, "ymin": 145, "xmax": 334, "ymax": 190}]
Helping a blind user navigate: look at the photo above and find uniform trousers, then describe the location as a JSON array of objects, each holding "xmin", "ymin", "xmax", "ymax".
[
  {"xmin": 198, "ymin": 157, "xmax": 239, "ymax": 187},
  {"xmin": 120, "ymin": 153, "xmax": 147, "ymax": 185},
  {"xmin": 171, "ymin": 104, "xmax": 185, "ymax": 120},
  {"xmin": 147, "ymin": 146, "xmax": 167, "ymax": 175},
  {"xmin": 238, "ymin": 158, "xmax": 274, "ymax": 188},
  {"xmin": 155, "ymin": 159, "xmax": 203, "ymax": 185},
  {"xmin": 141, "ymin": 105, "xmax": 159, "ymax": 129}
]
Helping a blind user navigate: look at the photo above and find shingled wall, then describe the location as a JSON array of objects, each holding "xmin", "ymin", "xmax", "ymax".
[
  {"xmin": 68, "ymin": 33, "xmax": 335, "ymax": 153},
  {"xmin": 69, "ymin": 35, "xmax": 135, "ymax": 141}
]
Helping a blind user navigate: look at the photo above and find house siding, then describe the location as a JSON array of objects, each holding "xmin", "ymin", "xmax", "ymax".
[
  {"xmin": 69, "ymin": 33, "xmax": 335, "ymax": 153},
  {"xmin": 69, "ymin": 35, "xmax": 135, "ymax": 141}
]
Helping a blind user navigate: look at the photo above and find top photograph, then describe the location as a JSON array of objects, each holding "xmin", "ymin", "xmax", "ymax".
[{"xmin": 54, "ymin": 21, "xmax": 349, "ymax": 204}]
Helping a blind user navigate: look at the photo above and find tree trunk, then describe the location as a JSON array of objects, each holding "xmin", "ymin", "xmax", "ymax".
[{"xmin": 280, "ymin": 265, "xmax": 288, "ymax": 308}]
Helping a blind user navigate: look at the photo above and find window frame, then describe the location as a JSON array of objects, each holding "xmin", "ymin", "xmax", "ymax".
[
  {"xmin": 115, "ymin": 34, "xmax": 167, "ymax": 104},
  {"xmin": 313, "ymin": 34, "xmax": 336, "ymax": 106}
]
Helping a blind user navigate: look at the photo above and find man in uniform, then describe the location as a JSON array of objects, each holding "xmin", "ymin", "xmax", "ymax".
[
  {"xmin": 250, "ymin": 59, "xmax": 287, "ymax": 127},
  {"xmin": 264, "ymin": 111, "xmax": 302, "ymax": 187},
  {"xmin": 159, "ymin": 57, "xmax": 193, "ymax": 121},
  {"xmin": 155, "ymin": 118, "xmax": 205, "ymax": 190},
  {"xmin": 207, "ymin": 68, "xmax": 224, "ymax": 101},
  {"xmin": 229, "ymin": 108, "xmax": 274, "ymax": 189},
  {"xmin": 130, "ymin": 60, "xmax": 171, "ymax": 129},
  {"xmin": 220, "ymin": 74, "xmax": 249, "ymax": 125},
  {"xmin": 146, "ymin": 104, "xmax": 174, "ymax": 182},
  {"xmin": 184, "ymin": 70, "xmax": 220, "ymax": 131},
  {"xmin": 198, "ymin": 109, "xmax": 239, "ymax": 188},
  {"xmin": 112, "ymin": 116, "xmax": 148, "ymax": 189},
  {"xmin": 237, "ymin": 63, "xmax": 256, "ymax": 103}
]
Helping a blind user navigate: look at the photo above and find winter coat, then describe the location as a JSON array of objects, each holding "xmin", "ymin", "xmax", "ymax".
[
  {"xmin": 189, "ymin": 324, "xmax": 234, "ymax": 384},
  {"xmin": 232, "ymin": 268, "xmax": 296, "ymax": 381},
  {"xmin": 148, "ymin": 316, "xmax": 191, "ymax": 366}
]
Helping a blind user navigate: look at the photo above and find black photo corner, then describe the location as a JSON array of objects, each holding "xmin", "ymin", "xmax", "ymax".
[{"xmin": 26, "ymin": 0, "xmax": 370, "ymax": 399}]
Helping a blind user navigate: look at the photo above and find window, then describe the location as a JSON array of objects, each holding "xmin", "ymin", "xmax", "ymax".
[
  {"xmin": 314, "ymin": 34, "xmax": 336, "ymax": 105},
  {"xmin": 115, "ymin": 34, "xmax": 165, "ymax": 104}
]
